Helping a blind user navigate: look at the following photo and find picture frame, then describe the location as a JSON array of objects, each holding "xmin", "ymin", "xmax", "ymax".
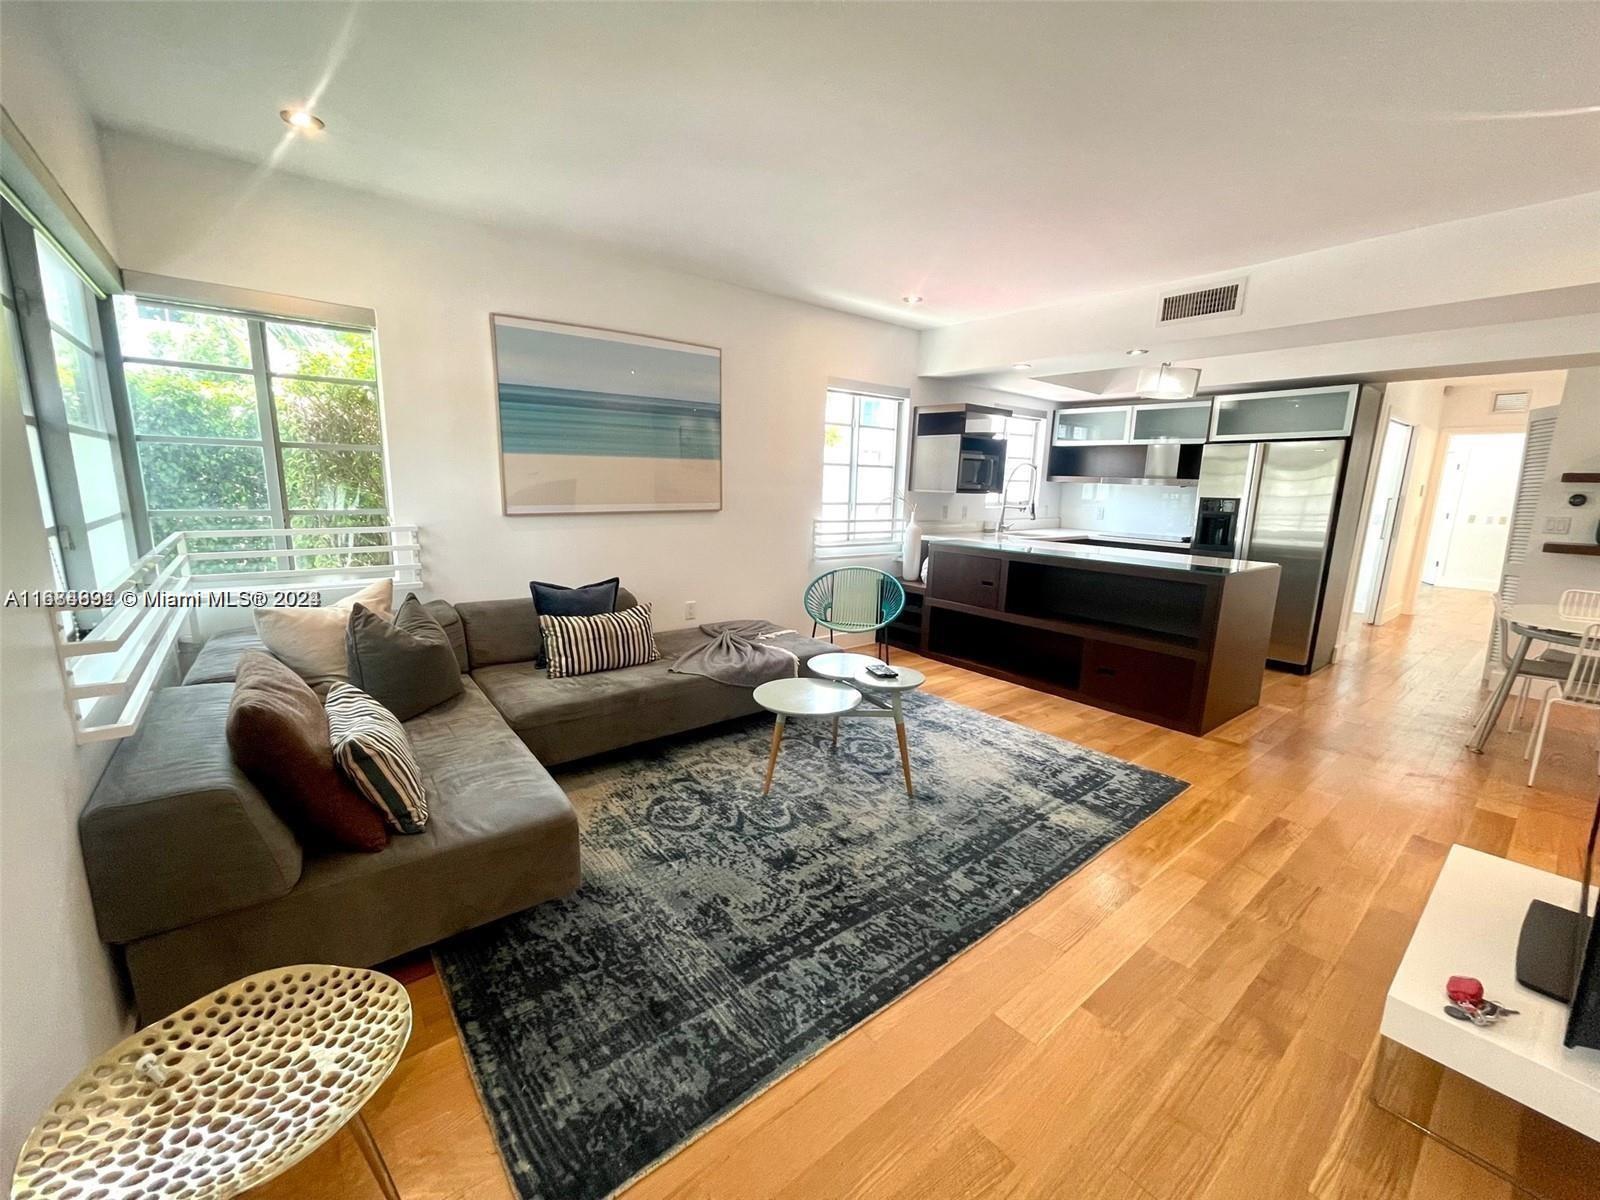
[{"xmin": 491, "ymin": 314, "xmax": 723, "ymax": 514}]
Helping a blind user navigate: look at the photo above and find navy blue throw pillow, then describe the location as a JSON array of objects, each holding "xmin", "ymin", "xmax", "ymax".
[{"xmin": 530, "ymin": 577, "xmax": 621, "ymax": 618}]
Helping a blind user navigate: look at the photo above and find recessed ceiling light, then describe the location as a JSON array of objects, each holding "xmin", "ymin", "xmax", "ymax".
[
  {"xmin": 279, "ymin": 108, "xmax": 325, "ymax": 132},
  {"xmin": 1126, "ymin": 348, "xmax": 1148, "ymax": 356},
  {"xmin": 901, "ymin": 294, "xmax": 924, "ymax": 305},
  {"xmin": 1013, "ymin": 362, "xmax": 1033, "ymax": 370}
]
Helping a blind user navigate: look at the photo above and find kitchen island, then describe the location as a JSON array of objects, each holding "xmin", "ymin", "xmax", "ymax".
[{"xmin": 921, "ymin": 537, "xmax": 1280, "ymax": 734}]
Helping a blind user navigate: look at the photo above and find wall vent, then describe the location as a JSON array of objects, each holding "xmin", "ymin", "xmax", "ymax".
[
  {"xmin": 1158, "ymin": 279, "xmax": 1245, "ymax": 324},
  {"xmin": 1492, "ymin": 391, "xmax": 1531, "ymax": 413}
]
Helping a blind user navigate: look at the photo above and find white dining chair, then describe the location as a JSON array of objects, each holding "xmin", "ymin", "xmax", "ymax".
[
  {"xmin": 1491, "ymin": 596, "xmax": 1572, "ymax": 732},
  {"xmin": 1525, "ymin": 622, "xmax": 1600, "ymax": 787},
  {"xmin": 1559, "ymin": 589, "xmax": 1600, "ymax": 621}
]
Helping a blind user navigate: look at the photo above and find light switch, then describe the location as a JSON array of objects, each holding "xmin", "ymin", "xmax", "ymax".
[{"xmin": 1545, "ymin": 516, "xmax": 1573, "ymax": 534}]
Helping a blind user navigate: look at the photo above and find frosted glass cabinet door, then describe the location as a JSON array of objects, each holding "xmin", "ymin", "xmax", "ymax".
[
  {"xmin": 1130, "ymin": 402, "xmax": 1211, "ymax": 443},
  {"xmin": 1210, "ymin": 385, "xmax": 1358, "ymax": 441},
  {"xmin": 1052, "ymin": 406, "xmax": 1130, "ymax": 445}
]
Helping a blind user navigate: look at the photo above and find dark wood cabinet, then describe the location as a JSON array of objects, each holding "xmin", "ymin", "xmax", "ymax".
[
  {"xmin": 927, "ymin": 552, "xmax": 1002, "ymax": 609},
  {"xmin": 1081, "ymin": 641, "xmax": 1198, "ymax": 717},
  {"xmin": 919, "ymin": 542, "xmax": 1279, "ymax": 735}
]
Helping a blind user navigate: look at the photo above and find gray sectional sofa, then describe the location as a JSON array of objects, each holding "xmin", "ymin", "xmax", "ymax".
[{"xmin": 79, "ymin": 596, "xmax": 833, "ymax": 1018}]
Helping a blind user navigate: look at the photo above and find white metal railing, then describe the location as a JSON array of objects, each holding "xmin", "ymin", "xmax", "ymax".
[
  {"xmin": 44, "ymin": 523, "xmax": 421, "ymax": 744},
  {"xmin": 812, "ymin": 515, "xmax": 907, "ymax": 557}
]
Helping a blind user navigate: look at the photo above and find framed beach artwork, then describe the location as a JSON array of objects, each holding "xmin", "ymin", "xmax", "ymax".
[{"xmin": 491, "ymin": 315, "xmax": 722, "ymax": 514}]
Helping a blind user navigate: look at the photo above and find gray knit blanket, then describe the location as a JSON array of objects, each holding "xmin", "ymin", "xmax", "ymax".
[{"xmin": 669, "ymin": 620, "xmax": 800, "ymax": 687}]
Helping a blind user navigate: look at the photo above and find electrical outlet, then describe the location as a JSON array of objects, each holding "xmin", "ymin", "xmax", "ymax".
[
  {"xmin": 940, "ymin": 503, "xmax": 949, "ymax": 520},
  {"xmin": 683, "ymin": 600, "xmax": 697, "ymax": 621},
  {"xmin": 1545, "ymin": 516, "xmax": 1573, "ymax": 534}
]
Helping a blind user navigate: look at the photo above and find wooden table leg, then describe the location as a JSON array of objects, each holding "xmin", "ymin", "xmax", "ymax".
[
  {"xmin": 350, "ymin": 1111, "xmax": 401, "ymax": 1200},
  {"xmin": 894, "ymin": 699, "xmax": 912, "ymax": 797},
  {"xmin": 831, "ymin": 716, "xmax": 839, "ymax": 749},
  {"xmin": 763, "ymin": 716, "xmax": 786, "ymax": 795}
]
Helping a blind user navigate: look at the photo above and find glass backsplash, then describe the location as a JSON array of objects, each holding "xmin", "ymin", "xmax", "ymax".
[{"xmin": 1053, "ymin": 481, "xmax": 1200, "ymax": 539}]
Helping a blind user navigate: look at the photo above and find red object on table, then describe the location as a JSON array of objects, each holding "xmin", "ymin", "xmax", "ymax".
[{"xmin": 1447, "ymin": 976, "xmax": 1485, "ymax": 1006}]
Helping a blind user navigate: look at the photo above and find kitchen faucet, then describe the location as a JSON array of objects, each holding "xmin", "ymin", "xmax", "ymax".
[{"xmin": 995, "ymin": 462, "xmax": 1039, "ymax": 535}]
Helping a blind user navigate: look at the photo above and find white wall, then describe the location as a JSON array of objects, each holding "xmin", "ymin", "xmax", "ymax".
[
  {"xmin": 0, "ymin": 17, "xmax": 131, "ymax": 1165},
  {"xmin": 0, "ymin": 3, "xmax": 118, "ymax": 253},
  {"xmin": 99, "ymin": 132, "xmax": 918, "ymax": 632},
  {"xmin": 1519, "ymin": 367, "xmax": 1600, "ymax": 605},
  {"xmin": 1, "ymin": 309, "xmax": 128, "ymax": 1164}
]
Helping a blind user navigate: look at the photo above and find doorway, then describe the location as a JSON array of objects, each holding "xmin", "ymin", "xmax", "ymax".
[
  {"xmin": 1421, "ymin": 431, "xmax": 1524, "ymax": 592},
  {"xmin": 1352, "ymin": 418, "xmax": 1415, "ymax": 624}
]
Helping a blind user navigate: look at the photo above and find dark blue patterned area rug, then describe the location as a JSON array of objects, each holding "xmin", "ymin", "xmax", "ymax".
[{"xmin": 434, "ymin": 690, "xmax": 1187, "ymax": 1200}]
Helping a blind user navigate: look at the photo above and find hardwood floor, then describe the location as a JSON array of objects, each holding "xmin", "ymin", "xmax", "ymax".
[{"xmin": 250, "ymin": 587, "xmax": 1599, "ymax": 1200}]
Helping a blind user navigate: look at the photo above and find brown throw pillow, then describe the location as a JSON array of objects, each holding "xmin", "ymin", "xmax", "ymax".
[
  {"xmin": 226, "ymin": 651, "xmax": 389, "ymax": 852},
  {"xmin": 345, "ymin": 595, "xmax": 464, "ymax": 721}
]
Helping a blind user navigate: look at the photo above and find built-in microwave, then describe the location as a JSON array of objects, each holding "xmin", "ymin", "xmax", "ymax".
[
  {"xmin": 957, "ymin": 440, "xmax": 1005, "ymax": 493},
  {"xmin": 908, "ymin": 403, "xmax": 1013, "ymax": 494}
]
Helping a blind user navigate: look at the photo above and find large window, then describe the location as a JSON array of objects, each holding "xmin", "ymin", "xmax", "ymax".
[
  {"xmin": 3, "ymin": 238, "xmax": 68, "ymax": 596},
  {"xmin": 822, "ymin": 388, "xmax": 905, "ymax": 530},
  {"xmin": 1, "ymin": 202, "xmax": 139, "ymax": 591},
  {"xmin": 114, "ymin": 297, "xmax": 387, "ymax": 571},
  {"xmin": 997, "ymin": 413, "xmax": 1043, "ymax": 508}
]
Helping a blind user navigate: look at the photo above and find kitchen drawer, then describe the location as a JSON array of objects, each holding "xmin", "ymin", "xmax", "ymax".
[
  {"xmin": 929, "ymin": 552, "xmax": 1002, "ymax": 609},
  {"xmin": 1081, "ymin": 641, "xmax": 1195, "ymax": 718}
]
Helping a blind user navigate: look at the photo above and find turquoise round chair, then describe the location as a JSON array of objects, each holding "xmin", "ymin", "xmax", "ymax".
[{"xmin": 803, "ymin": 566, "xmax": 906, "ymax": 662}]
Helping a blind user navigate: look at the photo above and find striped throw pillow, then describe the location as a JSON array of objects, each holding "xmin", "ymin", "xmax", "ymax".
[
  {"xmin": 540, "ymin": 603, "xmax": 661, "ymax": 679},
  {"xmin": 324, "ymin": 683, "xmax": 429, "ymax": 834}
]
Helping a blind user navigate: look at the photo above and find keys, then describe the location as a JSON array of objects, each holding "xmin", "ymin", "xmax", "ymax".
[{"xmin": 1442, "ymin": 975, "xmax": 1520, "ymax": 1026}]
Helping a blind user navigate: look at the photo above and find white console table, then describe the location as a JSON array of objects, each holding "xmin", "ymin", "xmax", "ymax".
[{"xmin": 1377, "ymin": 845, "xmax": 1599, "ymax": 1196}]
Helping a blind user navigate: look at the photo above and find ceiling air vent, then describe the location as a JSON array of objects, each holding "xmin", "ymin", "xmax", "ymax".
[{"xmin": 1158, "ymin": 279, "xmax": 1245, "ymax": 324}]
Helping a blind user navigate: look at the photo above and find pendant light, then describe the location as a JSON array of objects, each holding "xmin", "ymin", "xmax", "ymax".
[{"xmin": 1136, "ymin": 361, "xmax": 1201, "ymax": 400}]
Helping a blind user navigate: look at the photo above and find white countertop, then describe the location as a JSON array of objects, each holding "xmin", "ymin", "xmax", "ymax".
[
  {"xmin": 1380, "ymin": 845, "xmax": 1600, "ymax": 1139},
  {"xmin": 924, "ymin": 530, "xmax": 1274, "ymax": 576},
  {"xmin": 978, "ymin": 526, "xmax": 1195, "ymax": 549}
]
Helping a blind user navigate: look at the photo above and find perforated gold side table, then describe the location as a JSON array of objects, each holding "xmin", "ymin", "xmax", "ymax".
[{"xmin": 10, "ymin": 964, "xmax": 412, "ymax": 1200}]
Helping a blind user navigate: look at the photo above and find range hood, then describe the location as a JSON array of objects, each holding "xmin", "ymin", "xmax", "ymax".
[{"xmin": 1046, "ymin": 442, "xmax": 1202, "ymax": 486}]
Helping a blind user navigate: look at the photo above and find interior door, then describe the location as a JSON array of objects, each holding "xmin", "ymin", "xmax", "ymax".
[
  {"xmin": 1352, "ymin": 419, "xmax": 1414, "ymax": 623},
  {"xmin": 1421, "ymin": 442, "xmax": 1469, "ymax": 586}
]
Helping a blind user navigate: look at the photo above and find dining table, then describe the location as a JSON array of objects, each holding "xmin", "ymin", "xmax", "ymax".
[{"xmin": 1466, "ymin": 603, "xmax": 1598, "ymax": 753}]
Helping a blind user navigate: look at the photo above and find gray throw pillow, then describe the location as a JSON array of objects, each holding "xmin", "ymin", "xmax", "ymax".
[{"xmin": 345, "ymin": 594, "xmax": 464, "ymax": 721}]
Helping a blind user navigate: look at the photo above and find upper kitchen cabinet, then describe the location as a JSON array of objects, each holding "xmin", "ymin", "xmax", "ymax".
[
  {"xmin": 1129, "ymin": 401, "xmax": 1211, "ymax": 444},
  {"xmin": 1052, "ymin": 405, "xmax": 1131, "ymax": 446},
  {"xmin": 1208, "ymin": 384, "xmax": 1360, "ymax": 441}
]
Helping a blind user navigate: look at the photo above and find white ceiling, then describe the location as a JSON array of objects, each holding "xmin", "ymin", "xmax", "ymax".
[{"xmin": 31, "ymin": 1, "xmax": 1600, "ymax": 327}]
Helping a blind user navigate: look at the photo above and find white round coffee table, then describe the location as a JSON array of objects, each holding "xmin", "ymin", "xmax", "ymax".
[
  {"xmin": 752, "ymin": 677, "xmax": 862, "ymax": 795},
  {"xmin": 11, "ymin": 964, "xmax": 412, "ymax": 1200},
  {"xmin": 767, "ymin": 655, "xmax": 927, "ymax": 796},
  {"xmin": 821, "ymin": 656, "xmax": 926, "ymax": 797}
]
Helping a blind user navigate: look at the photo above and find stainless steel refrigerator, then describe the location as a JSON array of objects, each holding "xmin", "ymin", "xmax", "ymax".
[{"xmin": 1194, "ymin": 423, "xmax": 1378, "ymax": 672}]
